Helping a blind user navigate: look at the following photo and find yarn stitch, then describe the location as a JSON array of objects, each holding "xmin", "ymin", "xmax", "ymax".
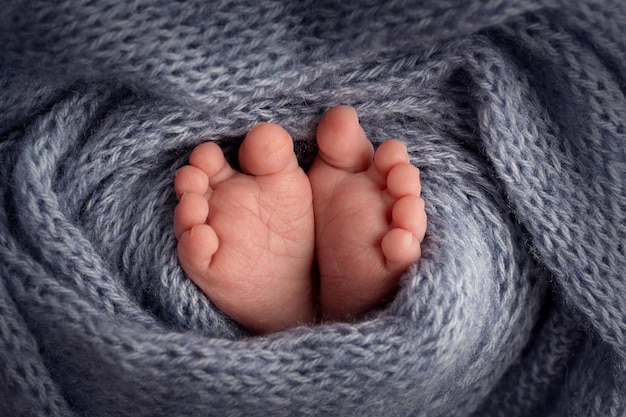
[{"xmin": 0, "ymin": 0, "xmax": 624, "ymax": 416}]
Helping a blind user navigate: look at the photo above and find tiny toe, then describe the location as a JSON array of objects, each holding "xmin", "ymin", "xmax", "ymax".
[
  {"xmin": 174, "ymin": 193, "xmax": 209, "ymax": 239},
  {"xmin": 381, "ymin": 228, "xmax": 422, "ymax": 268},
  {"xmin": 391, "ymin": 195, "xmax": 427, "ymax": 242},
  {"xmin": 189, "ymin": 142, "xmax": 236, "ymax": 186},
  {"xmin": 387, "ymin": 163, "xmax": 421, "ymax": 198},
  {"xmin": 174, "ymin": 165, "xmax": 209, "ymax": 199},
  {"xmin": 374, "ymin": 139, "xmax": 410, "ymax": 178},
  {"xmin": 316, "ymin": 105, "xmax": 374, "ymax": 172},
  {"xmin": 238, "ymin": 123, "xmax": 297, "ymax": 176},
  {"xmin": 177, "ymin": 224, "xmax": 219, "ymax": 278}
]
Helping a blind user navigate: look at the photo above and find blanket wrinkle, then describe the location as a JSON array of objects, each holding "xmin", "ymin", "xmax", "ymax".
[{"xmin": 0, "ymin": 1, "xmax": 624, "ymax": 416}]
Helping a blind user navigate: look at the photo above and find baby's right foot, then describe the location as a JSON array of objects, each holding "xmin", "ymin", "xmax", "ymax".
[
  {"xmin": 174, "ymin": 123, "xmax": 316, "ymax": 334},
  {"xmin": 308, "ymin": 106, "xmax": 427, "ymax": 321}
]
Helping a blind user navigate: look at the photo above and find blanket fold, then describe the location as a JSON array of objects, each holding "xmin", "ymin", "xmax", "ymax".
[{"xmin": 1, "ymin": 1, "xmax": 624, "ymax": 416}]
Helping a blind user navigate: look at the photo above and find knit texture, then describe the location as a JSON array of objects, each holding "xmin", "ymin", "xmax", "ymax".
[{"xmin": 0, "ymin": 1, "xmax": 624, "ymax": 416}]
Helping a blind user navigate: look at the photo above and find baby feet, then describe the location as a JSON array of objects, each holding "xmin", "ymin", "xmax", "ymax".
[
  {"xmin": 174, "ymin": 106, "xmax": 426, "ymax": 333},
  {"xmin": 174, "ymin": 123, "xmax": 316, "ymax": 334},
  {"xmin": 308, "ymin": 106, "xmax": 426, "ymax": 320}
]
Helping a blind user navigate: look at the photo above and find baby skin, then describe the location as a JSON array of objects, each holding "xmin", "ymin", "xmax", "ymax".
[{"xmin": 174, "ymin": 106, "xmax": 426, "ymax": 334}]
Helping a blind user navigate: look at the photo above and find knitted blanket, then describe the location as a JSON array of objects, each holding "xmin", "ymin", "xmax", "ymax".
[{"xmin": 1, "ymin": 1, "xmax": 624, "ymax": 416}]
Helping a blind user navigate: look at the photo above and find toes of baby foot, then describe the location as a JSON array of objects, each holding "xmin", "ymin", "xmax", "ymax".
[
  {"xmin": 175, "ymin": 165, "xmax": 209, "ymax": 199},
  {"xmin": 238, "ymin": 123, "xmax": 297, "ymax": 176},
  {"xmin": 177, "ymin": 224, "xmax": 219, "ymax": 277},
  {"xmin": 387, "ymin": 162, "xmax": 421, "ymax": 199},
  {"xmin": 391, "ymin": 195, "xmax": 427, "ymax": 242},
  {"xmin": 174, "ymin": 193, "xmax": 209, "ymax": 239},
  {"xmin": 381, "ymin": 228, "xmax": 422, "ymax": 268},
  {"xmin": 382, "ymin": 193, "xmax": 427, "ymax": 270},
  {"xmin": 189, "ymin": 141, "xmax": 236, "ymax": 186},
  {"xmin": 373, "ymin": 139, "xmax": 410, "ymax": 178}
]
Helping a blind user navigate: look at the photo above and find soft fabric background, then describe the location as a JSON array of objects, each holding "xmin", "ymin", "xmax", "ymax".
[{"xmin": 0, "ymin": 1, "xmax": 624, "ymax": 416}]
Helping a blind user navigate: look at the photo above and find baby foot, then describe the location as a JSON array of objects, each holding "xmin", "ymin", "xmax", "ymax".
[
  {"xmin": 308, "ymin": 106, "xmax": 427, "ymax": 321},
  {"xmin": 174, "ymin": 123, "xmax": 316, "ymax": 334}
]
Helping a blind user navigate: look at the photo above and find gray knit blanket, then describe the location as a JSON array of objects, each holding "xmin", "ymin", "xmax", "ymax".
[{"xmin": 1, "ymin": 1, "xmax": 625, "ymax": 416}]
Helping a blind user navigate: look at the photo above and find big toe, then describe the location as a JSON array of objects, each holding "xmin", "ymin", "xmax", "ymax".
[
  {"xmin": 316, "ymin": 106, "xmax": 374, "ymax": 173},
  {"xmin": 238, "ymin": 123, "xmax": 298, "ymax": 176}
]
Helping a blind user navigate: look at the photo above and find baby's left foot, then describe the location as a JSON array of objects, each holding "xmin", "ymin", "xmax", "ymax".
[{"xmin": 308, "ymin": 106, "xmax": 427, "ymax": 321}]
